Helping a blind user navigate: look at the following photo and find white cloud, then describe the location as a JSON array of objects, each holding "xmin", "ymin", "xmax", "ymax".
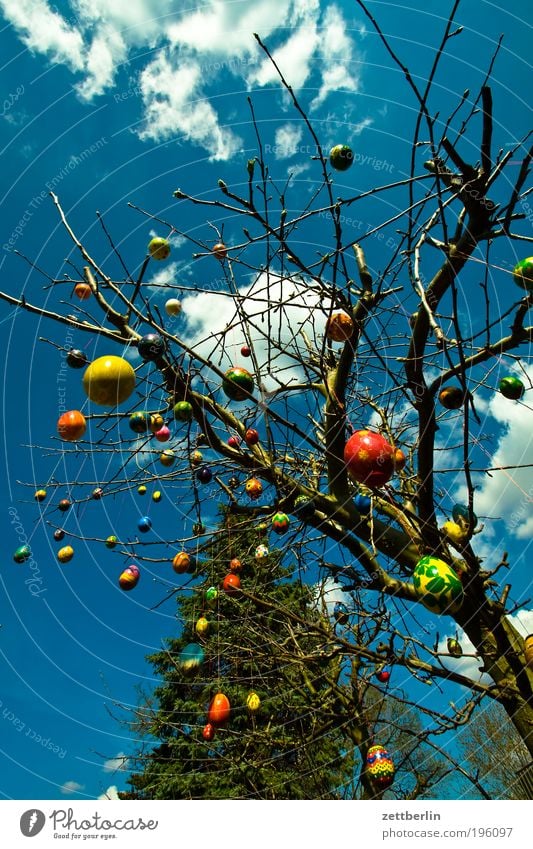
[
  {"xmin": 507, "ymin": 608, "xmax": 533, "ymax": 638},
  {"xmin": 249, "ymin": 19, "xmax": 319, "ymax": 90},
  {"xmin": 456, "ymin": 364, "xmax": 533, "ymax": 539},
  {"xmin": 61, "ymin": 779, "xmax": 85, "ymax": 794},
  {"xmin": 0, "ymin": 0, "xmax": 84, "ymax": 69},
  {"xmin": 314, "ymin": 576, "xmax": 351, "ymax": 617},
  {"xmin": 103, "ymin": 752, "xmax": 129, "ymax": 773},
  {"xmin": 273, "ymin": 123, "xmax": 303, "ymax": 159},
  {"xmin": 310, "ymin": 6, "xmax": 360, "ymax": 110},
  {"xmin": 98, "ymin": 785, "xmax": 120, "ymax": 800}
]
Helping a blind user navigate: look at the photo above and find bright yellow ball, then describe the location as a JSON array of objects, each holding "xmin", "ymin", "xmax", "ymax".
[
  {"xmin": 195, "ymin": 616, "xmax": 209, "ymax": 636},
  {"xmin": 83, "ymin": 356, "xmax": 136, "ymax": 407},
  {"xmin": 246, "ymin": 692, "xmax": 261, "ymax": 713}
]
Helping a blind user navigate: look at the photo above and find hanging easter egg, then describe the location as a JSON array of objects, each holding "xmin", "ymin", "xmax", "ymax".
[
  {"xmin": 394, "ymin": 448, "xmax": 406, "ymax": 471},
  {"xmin": 413, "ymin": 555, "xmax": 463, "ymax": 614},
  {"xmin": 208, "ymin": 693, "xmax": 231, "ymax": 725},
  {"xmin": 344, "ymin": 430, "xmax": 395, "ymax": 487},
  {"xmin": 245, "ymin": 477, "xmax": 263, "ymax": 500},
  {"xmin": 192, "ymin": 522, "xmax": 205, "ymax": 536},
  {"xmin": 66, "ymin": 349, "xmax": 89, "ymax": 369},
  {"xmin": 152, "ymin": 491, "xmax": 162, "ymax": 503},
  {"xmin": 202, "ymin": 723, "xmax": 216, "ymax": 742},
  {"xmin": 271, "ymin": 512, "xmax": 290, "ymax": 534},
  {"xmin": 154, "ymin": 426, "xmax": 170, "ymax": 443},
  {"xmin": 129, "ymin": 412, "xmax": 150, "ymax": 434},
  {"xmin": 334, "ymin": 602, "xmax": 349, "ymax": 625},
  {"xmin": 366, "ymin": 745, "xmax": 395, "ymax": 789},
  {"xmin": 196, "ymin": 616, "xmax": 209, "ymax": 637},
  {"xmin": 293, "ymin": 495, "xmax": 315, "ymax": 519},
  {"xmin": 438, "ymin": 385, "xmax": 464, "ymax": 410},
  {"xmin": 241, "ymin": 345, "xmax": 251, "ymax": 357},
  {"xmin": 13, "ymin": 545, "xmax": 31, "ymax": 564},
  {"xmin": 165, "ymin": 298, "xmax": 182, "ymax": 316},
  {"xmin": 150, "ymin": 413, "xmax": 164, "ymax": 433},
  {"xmin": 159, "ymin": 449, "xmax": 175, "ymax": 468},
  {"xmin": 173, "ymin": 400, "xmax": 193, "ymax": 422},
  {"xmin": 257, "ymin": 522, "xmax": 268, "ymax": 535},
  {"xmin": 148, "ymin": 237, "xmax": 171, "ymax": 261},
  {"xmin": 138, "ymin": 485, "xmax": 147, "ymax": 496},
  {"xmin": 58, "ymin": 499, "xmax": 71, "ymax": 512},
  {"xmin": 244, "ymin": 428, "xmax": 259, "ymax": 446},
  {"xmin": 229, "ymin": 558, "xmax": 243, "ymax": 573},
  {"xmin": 447, "ymin": 637, "xmax": 463, "ymax": 657},
  {"xmin": 442, "ymin": 521, "xmax": 467, "ymax": 546},
  {"xmin": 57, "ymin": 410, "xmax": 87, "ymax": 442},
  {"xmin": 228, "ymin": 475, "xmax": 239, "ymax": 490},
  {"xmin": 354, "ymin": 492, "xmax": 371, "ymax": 513},
  {"xmin": 57, "ymin": 545, "xmax": 74, "ymax": 564},
  {"xmin": 376, "ymin": 670, "xmax": 391, "ymax": 683},
  {"xmin": 227, "ymin": 435, "xmax": 240, "ymax": 448},
  {"xmin": 222, "ymin": 366, "xmax": 254, "ymax": 401},
  {"xmin": 326, "ymin": 312, "xmax": 354, "ymax": 342},
  {"xmin": 451, "ymin": 504, "xmax": 477, "ymax": 528},
  {"xmin": 137, "ymin": 516, "xmax": 152, "ymax": 533},
  {"xmin": 190, "ymin": 450, "xmax": 203, "ymax": 467},
  {"xmin": 54, "ymin": 529, "xmax": 65, "ymax": 542},
  {"xmin": 172, "ymin": 551, "xmax": 196, "ymax": 574},
  {"xmin": 205, "ymin": 586, "xmax": 218, "ymax": 606},
  {"xmin": 247, "ymin": 692, "xmax": 261, "ymax": 713},
  {"xmin": 83, "ymin": 356, "xmax": 136, "ymax": 407},
  {"xmin": 524, "ymin": 634, "xmax": 533, "ymax": 669},
  {"xmin": 196, "ymin": 466, "xmax": 212, "ymax": 484},
  {"xmin": 212, "ymin": 242, "xmax": 228, "ymax": 260},
  {"xmin": 179, "ymin": 642, "xmax": 205, "ymax": 672},
  {"xmin": 74, "ymin": 282, "xmax": 91, "ymax": 300},
  {"xmin": 329, "ymin": 144, "xmax": 354, "ymax": 171},
  {"xmin": 92, "ymin": 487, "xmax": 103, "ymax": 500},
  {"xmin": 105, "ymin": 535, "xmax": 118, "ymax": 549},
  {"xmin": 513, "ymin": 257, "xmax": 533, "ymax": 292},
  {"xmin": 138, "ymin": 333, "xmax": 165, "ymax": 361},
  {"xmin": 222, "ymin": 573, "xmax": 241, "ymax": 595},
  {"xmin": 499, "ymin": 376, "xmax": 525, "ymax": 400},
  {"xmin": 119, "ymin": 566, "xmax": 140, "ymax": 591},
  {"xmin": 255, "ymin": 544, "xmax": 269, "ymax": 561},
  {"xmin": 34, "ymin": 489, "xmax": 47, "ymax": 502}
]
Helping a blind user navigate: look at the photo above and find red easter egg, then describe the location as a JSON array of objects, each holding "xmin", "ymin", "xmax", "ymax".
[
  {"xmin": 229, "ymin": 558, "xmax": 243, "ymax": 573},
  {"xmin": 376, "ymin": 670, "xmax": 391, "ymax": 683},
  {"xmin": 344, "ymin": 430, "xmax": 395, "ymax": 487},
  {"xmin": 208, "ymin": 693, "xmax": 231, "ymax": 725},
  {"xmin": 57, "ymin": 410, "xmax": 87, "ymax": 442},
  {"xmin": 202, "ymin": 723, "xmax": 216, "ymax": 742},
  {"xmin": 227, "ymin": 435, "xmax": 240, "ymax": 448},
  {"xmin": 241, "ymin": 345, "xmax": 251, "ymax": 357},
  {"xmin": 222, "ymin": 573, "xmax": 241, "ymax": 595},
  {"xmin": 245, "ymin": 428, "xmax": 259, "ymax": 446}
]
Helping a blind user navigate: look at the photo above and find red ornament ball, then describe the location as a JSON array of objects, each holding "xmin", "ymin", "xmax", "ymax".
[
  {"xmin": 244, "ymin": 428, "xmax": 259, "ymax": 446},
  {"xmin": 57, "ymin": 410, "xmax": 87, "ymax": 442},
  {"xmin": 202, "ymin": 723, "xmax": 216, "ymax": 742},
  {"xmin": 376, "ymin": 670, "xmax": 391, "ymax": 683},
  {"xmin": 222, "ymin": 573, "xmax": 241, "ymax": 595},
  {"xmin": 241, "ymin": 345, "xmax": 251, "ymax": 357},
  {"xmin": 343, "ymin": 430, "xmax": 395, "ymax": 488},
  {"xmin": 208, "ymin": 693, "xmax": 231, "ymax": 725}
]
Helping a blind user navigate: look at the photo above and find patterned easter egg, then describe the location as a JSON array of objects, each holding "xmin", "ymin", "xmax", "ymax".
[
  {"xmin": 513, "ymin": 257, "xmax": 533, "ymax": 292},
  {"xmin": 148, "ymin": 237, "xmax": 171, "ymax": 260},
  {"xmin": 119, "ymin": 567, "xmax": 139, "ymax": 590},
  {"xmin": 245, "ymin": 477, "xmax": 263, "ymax": 500},
  {"xmin": 344, "ymin": 430, "xmax": 395, "ymax": 487},
  {"xmin": 246, "ymin": 692, "xmax": 261, "ymax": 713},
  {"xmin": 222, "ymin": 367, "xmax": 254, "ymax": 401},
  {"xmin": 366, "ymin": 745, "xmax": 395, "ymax": 789},
  {"xmin": 255, "ymin": 544, "xmax": 269, "ymax": 560},
  {"xmin": 271, "ymin": 512, "xmax": 290, "ymax": 534},
  {"xmin": 413, "ymin": 555, "xmax": 463, "ymax": 614},
  {"xmin": 173, "ymin": 400, "xmax": 193, "ymax": 422},
  {"xmin": 129, "ymin": 412, "xmax": 150, "ymax": 434},
  {"xmin": 179, "ymin": 642, "xmax": 205, "ymax": 673},
  {"xmin": 172, "ymin": 552, "xmax": 196, "ymax": 575}
]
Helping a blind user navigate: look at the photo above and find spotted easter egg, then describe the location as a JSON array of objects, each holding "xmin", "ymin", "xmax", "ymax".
[
  {"xmin": 222, "ymin": 367, "xmax": 254, "ymax": 401},
  {"xmin": 366, "ymin": 745, "xmax": 395, "ymax": 789},
  {"xmin": 344, "ymin": 429, "xmax": 395, "ymax": 487},
  {"xmin": 255, "ymin": 544, "xmax": 269, "ymax": 560},
  {"xmin": 148, "ymin": 237, "xmax": 171, "ymax": 261},
  {"xmin": 57, "ymin": 546, "xmax": 74, "ymax": 564},
  {"xmin": 412, "ymin": 555, "xmax": 463, "ymax": 614}
]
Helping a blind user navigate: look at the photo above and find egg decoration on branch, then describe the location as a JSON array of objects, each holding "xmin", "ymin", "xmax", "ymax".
[
  {"xmin": 412, "ymin": 555, "xmax": 463, "ymax": 614},
  {"xmin": 205, "ymin": 586, "xmax": 218, "ymax": 606},
  {"xmin": 241, "ymin": 345, "xmax": 251, "ymax": 357},
  {"xmin": 74, "ymin": 282, "xmax": 91, "ymax": 300},
  {"xmin": 271, "ymin": 512, "xmax": 290, "ymax": 534},
  {"xmin": 244, "ymin": 428, "xmax": 259, "ymax": 446},
  {"xmin": 66, "ymin": 349, "xmax": 89, "ymax": 369},
  {"xmin": 255, "ymin": 544, "xmax": 269, "ymax": 561},
  {"xmin": 229, "ymin": 558, "xmax": 243, "ymax": 573},
  {"xmin": 150, "ymin": 413, "xmax": 164, "ymax": 433},
  {"xmin": 13, "ymin": 545, "xmax": 31, "ymax": 564},
  {"xmin": 148, "ymin": 237, "xmax": 171, "ymax": 261},
  {"xmin": 189, "ymin": 450, "xmax": 203, "ymax": 467},
  {"xmin": 154, "ymin": 425, "xmax": 170, "ymax": 443},
  {"xmin": 173, "ymin": 401, "xmax": 193, "ymax": 422},
  {"xmin": 58, "ymin": 499, "xmax": 71, "ymax": 512},
  {"xmin": 344, "ymin": 430, "xmax": 396, "ymax": 488},
  {"xmin": 329, "ymin": 144, "xmax": 354, "ymax": 171},
  {"xmin": 57, "ymin": 410, "xmax": 87, "ymax": 442},
  {"xmin": 246, "ymin": 692, "xmax": 261, "ymax": 713},
  {"xmin": 159, "ymin": 449, "xmax": 176, "ymax": 468},
  {"xmin": 105, "ymin": 535, "xmax": 118, "ymax": 549},
  {"xmin": 172, "ymin": 552, "xmax": 196, "ymax": 575},
  {"xmin": 195, "ymin": 616, "xmax": 209, "ymax": 637},
  {"xmin": 54, "ymin": 529, "xmax": 65, "ymax": 542},
  {"xmin": 222, "ymin": 366, "xmax": 254, "ymax": 401},
  {"xmin": 129, "ymin": 412, "xmax": 150, "ymax": 434},
  {"xmin": 212, "ymin": 242, "xmax": 228, "ymax": 261},
  {"xmin": 438, "ymin": 385, "xmax": 464, "ymax": 410},
  {"xmin": 353, "ymin": 492, "xmax": 371, "ymax": 513},
  {"xmin": 376, "ymin": 669, "xmax": 391, "ymax": 683},
  {"xmin": 164, "ymin": 298, "xmax": 182, "ymax": 316},
  {"xmin": 138, "ymin": 333, "xmax": 165, "ymax": 361},
  {"xmin": 513, "ymin": 257, "xmax": 533, "ymax": 292},
  {"xmin": 92, "ymin": 487, "xmax": 103, "ymax": 500},
  {"xmin": 451, "ymin": 503, "xmax": 477, "ymax": 529},
  {"xmin": 152, "ymin": 491, "xmax": 162, "ymax": 503},
  {"xmin": 34, "ymin": 489, "xmax": 47, "ymax": 502},
  {"xmin": 179, "ymin": 643, "xmax": 205, "ymax": 673},
  {"xmin": 208, "ymin": 693, "xmax": 231, "ymax": 725},
  {"xmin": 447, "ymin": 637, "xmax": 463, "ymax": 657},
  {"xmin": 196, "ymin": 466, "xmax": 212, "ymax": 484},
  {"xmin": 137, "ymin": 516, "xmax": 152, "ymax": 533},
  {"xmin": 366, "ymin": 745, "xmax": 395, "ymax": 789},
  {"xmin": 441, "ymin": 521, "xmax": 468, "ymax": 546},
  {"xmin": 393, "ymin": 448, "xmax": 406, "ymax": 471},
  {"xmin": 499, "ymin": 376, "xmax": 525, "ymax": 400},
  {"xmin": 245, "ymin": 477, "xmax": 263, "ymax": 500},
  {"xmin": 202, "ymin": 723, "xmax": 216, "ymax": 742},
  {"xmin": 137, "ymin": 485, "xmax": 147, "ymax": 496},
  {"xmin": 57, "ymin": 545, "xmax": 74, "ymax": 564},
  {"xmin": 326, "ymin": 311, "xmax": 354, "ymax": 342},
  {"xmin": 119, "ymin": 565, "xmax": 140, "ymax": 591},
  {"xmin": 227, "ymin": 435, "xmax": 240, "ymax": 448},
  {"xmin": 83, "ymin": 356, "xmax": 136, "ymax": 407},
  {"xmin": 222, "ymin": 573, "xmax": 241, "ymax": 595}
]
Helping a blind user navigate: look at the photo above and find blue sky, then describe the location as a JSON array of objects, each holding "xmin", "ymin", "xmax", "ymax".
[{"xmin": 0, "ymin": 0, "xmax": 532, "ymax": 800}]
